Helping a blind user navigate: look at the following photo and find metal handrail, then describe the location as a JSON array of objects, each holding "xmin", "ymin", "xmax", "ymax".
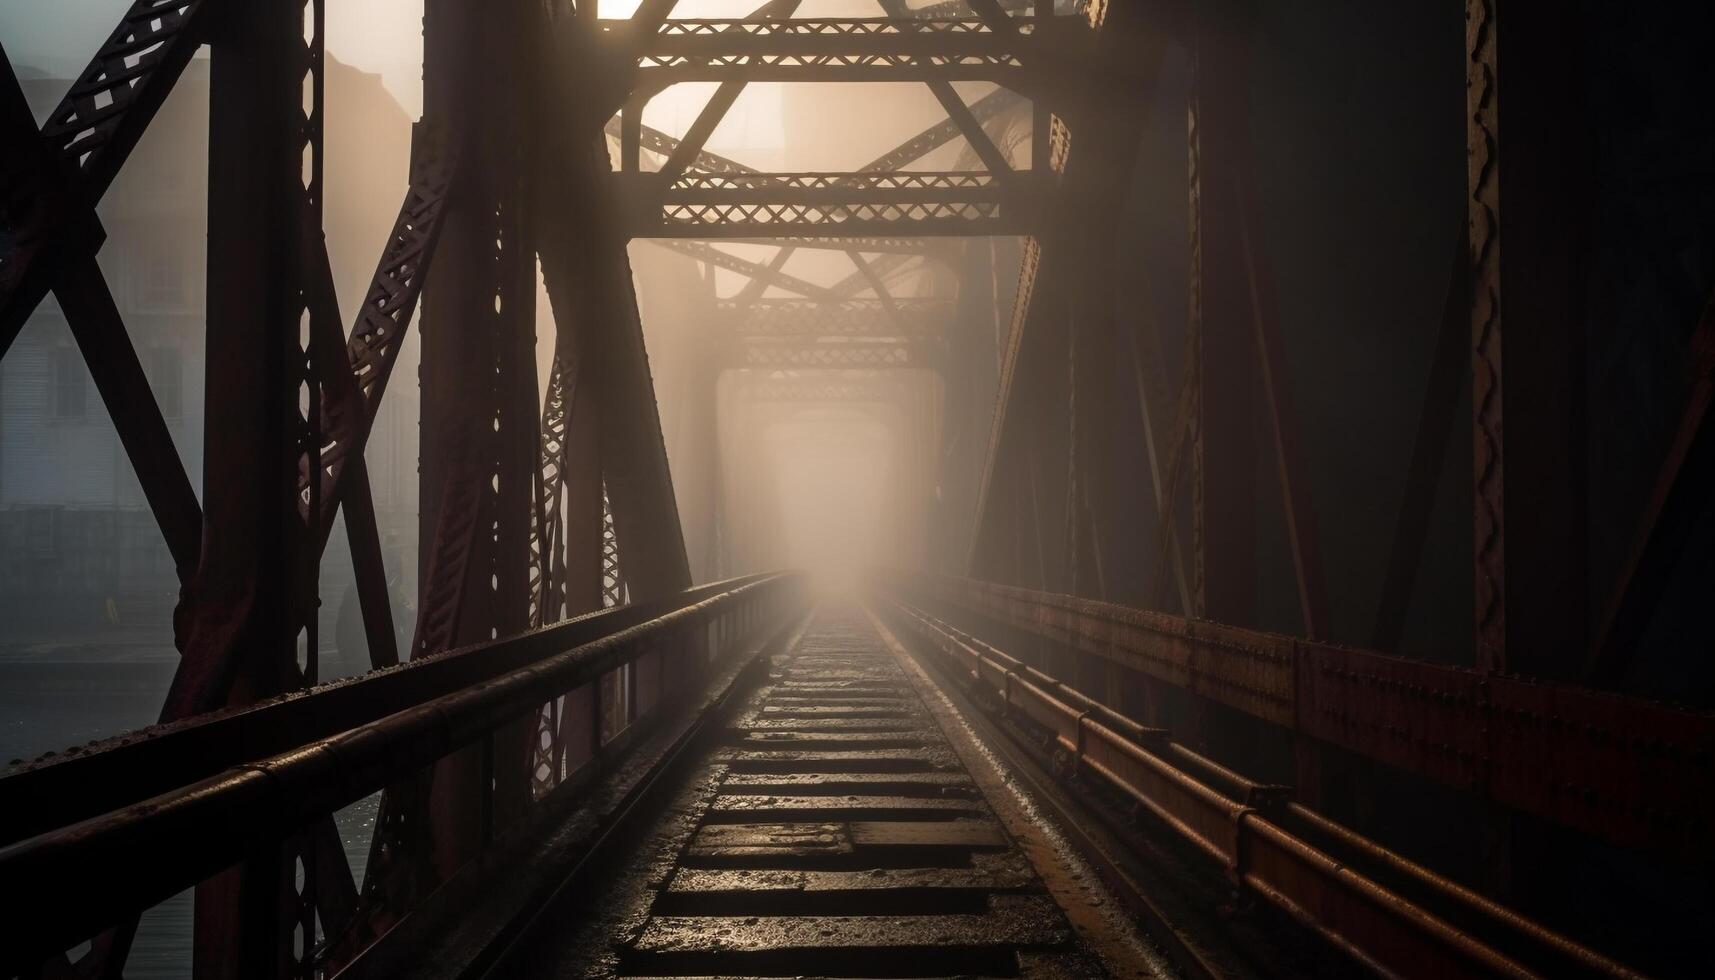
[
  {"xmin": 880, "ymin": 593, "xmax": 1641, "ymax": 980},
  {"xmin": 896, "ymin": 571, "xmax": 1715, "ymax": 867},
  {"xmin": 0, "ymin": 572, "xmax": 776, "ymax": 847},
  {"xmin": 0, "ymin": 572, "xmax": 807, "ymax": 972}
]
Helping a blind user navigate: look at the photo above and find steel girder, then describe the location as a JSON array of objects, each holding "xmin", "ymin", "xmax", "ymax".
[
  {"xmin": 965, "ymin": 0, "xmax": 1171, "ymax": 602},
  {"xmin": 1465, "ymin": 0, "xmax": 1594, "ymax": 678},
  {"xmin": 721, "ymin": 338, "xmax": 943, "ymax": 370},
  {"xmin": 538, "ymin": 165, "xmax": 692, "ymax": 603},
  {"xmin": 621, "ymin": 169, "xmax": 1044, "ymax": 238},
  {"xmin": 721, "ymin": 297, "xmax": 954, "ymax": 336},
  {"xmin": 622, "ymin": 81, "xmax": 1023, "ymax": 319},
  {"xmin": 912, "ymin": 0, "xmax": 1032, "ymax": 19},
  {"xmin": 0, "ymin": 2, "xmax": 476, "ymax": 971},
  {"xmin": 1589, "ymin": 288, "xmax": 1715, "ymax": 683},
  {"xmin": 709, "ymin": 236, "xmax": 956, "ymax": 256},
  {"xmin": 0, "ymin": 0, "xmax": 216, "ymax": 347},
  {"xmin": 734, "ymin": 376, "xmax": 915, "ymax": 403},
  {"xmin": 404, "ymin": 0, "xmax": 545, "ymax": 926},
  {"xmin": 607, "ymin": 16, "xmax": 1072, "ymax": 92},
  {"xmin": 1372, "ymin": 224, "xmax": 1472, "ymax": 651},
  {"xmin": 654, "ymin": 239, "xmax": 842, "ymax": 300},
  {"xmin": 0, "ymin": 577, "xmax": 807, "ymax": 971},
  {"xmin": 0, "ymin": 7, "xmax": 213, "ymax": 576},
  {"xmin": 0, "ymin": 0, "xmax": 696, "ymax": 973},
  {"xmin": 905, "ymin": 572, "xmax": 1715, "ymax": 868}
]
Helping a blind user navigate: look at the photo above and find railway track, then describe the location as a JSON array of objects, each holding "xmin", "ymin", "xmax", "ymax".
[
  {"xmin": 513, "ymin": 606, "xmax": 1167, "ymax": 978},
  {"xmin": 1, "ymin": 585, "xmax": 1659, "ymax": 978}
]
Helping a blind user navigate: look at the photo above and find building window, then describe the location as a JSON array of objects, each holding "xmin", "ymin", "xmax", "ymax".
[
  {"xmin": 148, "ymin": 346, "xmax": 184, "ymax": 420},
  {"xmin": 53, "ymin": 347, "xmax": 87, "ymax": 420},
  {"xmin": 138, "ymin": 248, "xmax": 187, "ymax": 310}
]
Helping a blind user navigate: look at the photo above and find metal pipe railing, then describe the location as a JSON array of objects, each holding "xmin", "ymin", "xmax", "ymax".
[
  {"xmin": 0, "ymin": 572, "xmax": 778, "ymax": 848},
  {"xmin": 879, "ymin": 593, "xmax": 1641, "ymax": 980},
  {"xmin": 896, "ymin": 571, "xmax": 1715, "ymax": 868},
  {"xmin": 0, "ymin": 572, "xmax": 807, "ymax": 974}
]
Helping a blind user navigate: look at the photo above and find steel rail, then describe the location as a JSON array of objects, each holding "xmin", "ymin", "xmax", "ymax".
[
  {"xmin": 897, "ymin": 572, "xmax": 1715, "ymax": 865},
  {"xmin": 879, "ymin": 594, "xmax": 1642, "ymax": 980},
  {"xmin": 0, "ymin": 573, "xmax": 783, "ymax": 849}
]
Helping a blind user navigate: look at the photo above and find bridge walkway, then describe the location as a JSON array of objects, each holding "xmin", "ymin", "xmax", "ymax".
[{"xmin": 511, "ymin": 605, "xmax": 1168, "ymax": 979}]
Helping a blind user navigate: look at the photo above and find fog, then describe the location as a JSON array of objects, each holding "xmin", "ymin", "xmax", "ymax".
[
  {"xmin": 0, "ymin": 9, "xmax": 1007, "ymax": 964},
  {"xmin": 0, "ymin": 0, "xmax": 1013, "ymax": 770}
]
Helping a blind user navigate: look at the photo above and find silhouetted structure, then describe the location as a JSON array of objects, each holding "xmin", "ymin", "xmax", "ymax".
[{"xmin": 1, "ymin": 1, "xmax": 1712, "ymax": 977}]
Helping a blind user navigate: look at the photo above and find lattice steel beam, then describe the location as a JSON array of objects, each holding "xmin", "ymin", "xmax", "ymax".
[
  {"xmin": 736, "ymin": 377, "xmax": 915, "ymax": 402},
  {"xmin": 610, "ymin": 17, "xmax": 1064, "ymax": 90},
  {"xmin": 910, "ymin": 0, "xmax": 1031, "ymax": 20},
  {"xmin": 1, "ymin": 0, "xmax": 217, "ymax": 342},
  {"xmin": 608, "ymin": 85, "xmax": 1022, "ymax": 186},
  {"xmin": 306, "ymin": 123, "xmax": 458, "ymax": 547},
  {"xmin": 606, "ymin": 116, "xmax": 750, "ymax": 175},
  {"xmin": 722, "ymin": 338, "xmax": 942, "ymax": 370},
  {"xmin": 622, "ymin": 170, "xmax": 1041, "ymax": 237},
  {"xmin": 830, "ymin": 250, "xmax": 926, "ymax": 299},
  {"xmin": 720, "ymin": 297, "xmax": 953, "ymax": 336},
  {"xmin": 626, "ymin": 83, "xmax": 1021, "ymax": 283},
  {"xmin": 652, "ymin": 239, "xmax": 841, "ymax": 300},
  {"xmin": 710, "ymin": 235, "xmax": 951, "ymax": 255}
]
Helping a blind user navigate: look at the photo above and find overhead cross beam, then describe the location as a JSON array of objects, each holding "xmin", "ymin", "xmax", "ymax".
[
  {"xmin": 735, "ymin": 376, "xmax": 915, "ymax": 402},
  {"xmin": 874, "ymin": 0, "xmax": 1015, "ymax": 182},
  {"xmin": 721, "ymin": 297, "xmax": 954, "ymax": 336},
  {"xmin": 654, "ymin": 239, "xmax": 842, "ymax": 300},
  {"xmin": 610, "ymin": 17, "xmax": 1063, "ymax": 92},
  {"xmin": 651, "ymin": 0, "xmax": 803, "ymax": 186},
  {"xmin": 721, "ymin": 338, "xmax": 943, "ymax": 370},
  {"xmin": 621, "ymin": 169, "xmax": 1043, "ymax": 238},
  {"xmin": 605, "ymin": 29, "xmax": 1032, "ymax": 237}
]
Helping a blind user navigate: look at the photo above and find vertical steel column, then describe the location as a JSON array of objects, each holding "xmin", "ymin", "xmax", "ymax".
[
  {"xmin": 417, "ymin": 0, "xmax": 541, "ymax": 880},
  {"xmin": 587, "ymin": 256, "xmax": 693, "ymax": 600},
  {"xmin": 1063, "ymin": 0, "xmax": 1169, "ymax": 606},
  {"xmin": 1466, "ymin": 0, "xmax": 1591, "ymax": 677},
  {"xmin": 537, "ymin": 21, "xmax": 691, "ymax": 600},
  {"xmin": 1176, "ymin": 0, "xmax": 1265, "ymax": 767},
  {"xmin": 1187, "ymin": 0, "xmax": 1259, "ymax": 629},
  {"xmin": 167, "ymin": 3, "xmax": 306, "ymax": 717},
  {"xmin": 173, "ymin": 2, "xmax": 309, "ymax": 974},
  {"xmin": 686, "ymin": 360, "xmax": 724, "ymax": 584},
  {"xmin": 1464, "ymin": 0, "xmax": 1593, "ymax": 908},
  {"xmin": 673, "ymin": 299, "xmax": 723, "ymax": 585},
  {"xmin": 1373, "ymin": 226, "xmax": 1472, "ymax": 651},
  {"xmin": 417, "ymin": 0, "xmax": 487, "ymax": 885}
]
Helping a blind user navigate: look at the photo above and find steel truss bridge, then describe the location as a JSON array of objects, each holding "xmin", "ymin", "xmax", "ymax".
[{"xmin": 1, "ymin": 0, "xmax": 1712, "ymax": 978}]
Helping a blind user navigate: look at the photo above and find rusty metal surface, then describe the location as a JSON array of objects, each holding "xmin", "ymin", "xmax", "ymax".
[
  {"xmin": 1, "ymin": 0, "xmax": 215, "ymax": 339},
  {"xmin": 724, "ymin": 337, "xmax": 944, "ymax": 370},
  {"xmin": 623, "ymin": 169, "xmax": 1039, "ymax": 237},
  {"xmin": 722, "ymin": 297, "xmax": 954, "ymax": 336},
  {"xmin": 1589, "ymin": 285, "xmax": 1715, "ymax": 682},
  {"xmin": 903, "ymin": 572, "xmax": 1715, "ymax": 864},
  {"xmin": 0, "ymin": 575, "xmax": 807, "ymax": 973},
  {"xmin": 306, "ymin": 123, "xmax": 459, "ymax": 544},
  {"xmin": 1373, "ymin": 223, "xmax": 1475, "ymax": 651},
  {"xmin": 881, "ymin": 594, "xmax": 1644, "ymax": 979},
  {"xmin": 0, "ymin": 574, "xmax": 784, "ymax": 847},
  {"xmin": 613, "ymin": 16, "xmax": 1063, "ymax": 90},
  {"xmin": 1467, "ymin": 0, "xmax": 1507, "ymax": 671}
]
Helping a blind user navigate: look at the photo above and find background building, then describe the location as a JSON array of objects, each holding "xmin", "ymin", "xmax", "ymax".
[{"xmin": 0, "ymin": 56, "xmax": 417, "ymax": 671}]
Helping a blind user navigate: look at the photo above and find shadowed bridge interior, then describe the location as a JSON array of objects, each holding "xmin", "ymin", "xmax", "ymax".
[{"xmin": 2, "ymin": 0, "xmax": 1714, "ymax": 978}]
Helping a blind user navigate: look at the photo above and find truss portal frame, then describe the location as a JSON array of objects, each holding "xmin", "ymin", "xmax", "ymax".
[{"xmin": 612, "ymin": 16, "xmax": 1062, "ymax": 90}]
